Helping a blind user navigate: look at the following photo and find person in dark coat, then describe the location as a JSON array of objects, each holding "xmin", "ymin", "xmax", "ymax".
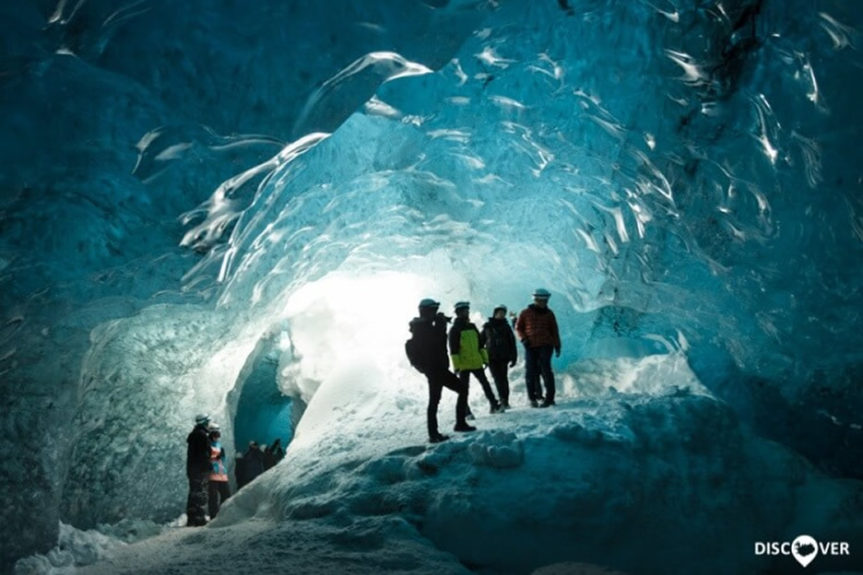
[
  {"xmin": 236, "ymin": 441, "xmax": 266, "ymax": 489},
  {"xmin": 234, "ymin": 452, "xmax": 249, "ymax": 489},
  {"xmin": 265, "ymin": 438, "xmax": 285, "ymax": 469},
  {"xmin": 407, "ymin": 298, "xmax": 476, "ymax": 443},
  {"xmin": 186, "ymin": 414, "xmax": 212, "ymax": 526},
  {"xmin": 482, "ymin": 304, "xmax": 518, "ymax": 409}
]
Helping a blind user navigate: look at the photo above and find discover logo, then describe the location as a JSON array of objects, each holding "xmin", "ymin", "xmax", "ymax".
[{"xmin": 755, "ymin": 535, "xmax": 851, "ymax": 568}]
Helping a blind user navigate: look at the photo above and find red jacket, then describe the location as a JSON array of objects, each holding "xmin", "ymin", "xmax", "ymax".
[{"xmin": 515, "ymin": 305, "xmax": 561, "ymax": 350}]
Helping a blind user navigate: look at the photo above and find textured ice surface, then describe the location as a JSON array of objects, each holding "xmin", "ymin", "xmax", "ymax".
[{"xmin": 2, "ymin": 0, "xmax": 862, "ymax": 571}]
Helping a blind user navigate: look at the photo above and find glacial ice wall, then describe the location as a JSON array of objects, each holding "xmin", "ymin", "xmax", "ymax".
[
  {"xmin": 0, "ymin": 0, "xmax": 487, "ymax": 566},
  {"xmin": 185, "ymin": 0, "xmax": 863, "ymax": 474},
  {"xmin": 1, "ymin": 0, "xmax": 861, "ymax": 569}
]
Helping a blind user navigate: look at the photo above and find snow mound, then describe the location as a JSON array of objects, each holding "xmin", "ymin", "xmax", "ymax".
[
  {"xmin": 14, "ymin": 523, "xmax": 127, "ymax": 574},
  {"xmin": 69, "ymin": 356, "xmax": 863, "ymax": 574}
]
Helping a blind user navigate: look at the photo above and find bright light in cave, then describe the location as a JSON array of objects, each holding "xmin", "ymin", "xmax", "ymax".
[
  {"xmin": 284, "ymin": 269, "xmax": 429, "ymax": 372},
  {"xmin": 276, "ymin": 267, "xmax": 468, "ymax": 446}
]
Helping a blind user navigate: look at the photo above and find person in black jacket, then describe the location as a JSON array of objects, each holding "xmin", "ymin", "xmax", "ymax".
[
  {"xmin": 407, "ymin": 298, "xmax": 476, "ymax": 443},
  {"xmin": 235, "ymin": 441, "xmax": 266, "ymax": 489},
  {"xmin": 264, "ymin": 438, "xmax": 285, "ymax": 470},
  {"xmin": 186, "ymin": 414, "xmax": 212, "ymax": 526},
  {"xmin": 267, "ymin": 438, "xmax": 285, "ymax": 465},
  {"xmin": 482, "ymin": 305, "xmax": 518, "ymax": 409}
]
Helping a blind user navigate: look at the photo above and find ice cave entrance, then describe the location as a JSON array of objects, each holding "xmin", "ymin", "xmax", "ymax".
[
  {"xmin": 227, "ymin": 268, "xmax": 469, "ymax": 454},
  {"xmin": 230, "ymin": 333, "xmax": 301, "ymax": 454}
]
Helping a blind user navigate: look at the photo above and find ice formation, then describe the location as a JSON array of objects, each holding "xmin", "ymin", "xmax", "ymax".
[{"xmin": 1, "ymin": 0, "xmax": 862, "ymax": 573}]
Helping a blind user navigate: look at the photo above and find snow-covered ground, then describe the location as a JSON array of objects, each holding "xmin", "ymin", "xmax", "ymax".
[{"xmin": 16, "ymin": 355, "xmax": 863, "ymax": 574}]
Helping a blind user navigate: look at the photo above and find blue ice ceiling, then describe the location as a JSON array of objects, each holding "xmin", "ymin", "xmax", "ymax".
[{"xmin": 1, "ymin": 0, "xmax": 861, "ymax": 568}]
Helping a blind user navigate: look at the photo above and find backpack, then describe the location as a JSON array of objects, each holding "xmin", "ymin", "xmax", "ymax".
[{"xmin": 405, "ymin": 336, "xmax": 422, "ymax": 371}]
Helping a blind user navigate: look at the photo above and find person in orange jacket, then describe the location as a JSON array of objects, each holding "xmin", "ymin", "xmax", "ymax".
[
  {"xmin": 207, "ymin": 423, "xmax": 231, "ymax": 518},
  {"xmin": 515, "ymin": 288, "xmax": 561, "ymax": 408}
]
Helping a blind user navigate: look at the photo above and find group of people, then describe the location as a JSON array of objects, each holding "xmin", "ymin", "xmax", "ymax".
[
  {"xmin": 185, "ymin": 413, "xmax": 285, "ymax": 526},
  {"xmin": 235, "ymin": 438, "xmax": 284, "ymax": 489},
  {"xmin": 407, "ymin": 288, "xmax": 561, "ymax": 443},
  {"xmin": 183, "ymin": 288, "xmax": 560, "ymax": 520}
]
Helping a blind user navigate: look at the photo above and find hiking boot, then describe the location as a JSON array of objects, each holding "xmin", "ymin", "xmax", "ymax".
[
  {"xmin": 454, "ymin": 423, "xmax": 477, "ymax": 432},
  {"xmin": 539, "ymin": 399, "xmax": 556, "ymax": 408},
  {"xmin": 429, "ymin": 433, "xmax": 449, "ymax": 443},
  {"xmin": 530, "ymin": 399, "xmax": 539, "ymax": 408},
  {"xmin": 490, "ymin": 402, "xmax": 503, "ymax": 414},
  {"xmin": 501, "ymin": 401, "xmax": 511, "ymax": 410}
]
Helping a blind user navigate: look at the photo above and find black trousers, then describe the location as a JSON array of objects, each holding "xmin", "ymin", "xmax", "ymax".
[
  {"xmin": 186, "ymin": 472, "xmax": 209, "ymax": 526},
  {"xmin": 425, "ymin": 369, "xmax": 468, "ymax": 437},
  {"xmin": 458, "ymin": 368, "xmax": 499, "ymax": 406},
  {"xmin": 525, "ymin": 345, "xmax": 555, "ymax": 402},
  {"xmin": 208, "ymin": 480, "xmax": 232, "ymax": 518},
  {"xmin": 487, "ymin": 360, "xmax": 511, "ymax": 406}
]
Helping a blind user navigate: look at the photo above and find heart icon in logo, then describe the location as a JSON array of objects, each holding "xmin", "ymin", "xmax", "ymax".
[{"xmin": 791, "ymin": 535, "xmax": 818, "ymax": 568}]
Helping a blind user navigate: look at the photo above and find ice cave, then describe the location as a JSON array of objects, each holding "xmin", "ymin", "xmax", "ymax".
[{"xmin": 1, "ymin": 0, "xmax": 862, "ymax": 573}]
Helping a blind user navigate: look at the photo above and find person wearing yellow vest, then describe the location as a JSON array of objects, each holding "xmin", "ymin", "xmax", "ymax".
[
  {"xmin": 449, "ymin": 302, "xmax": 504, "ymax": 414},
  {"xmin": 207, "ymin": 423, "xmax": 231, "ymax": 519}
]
